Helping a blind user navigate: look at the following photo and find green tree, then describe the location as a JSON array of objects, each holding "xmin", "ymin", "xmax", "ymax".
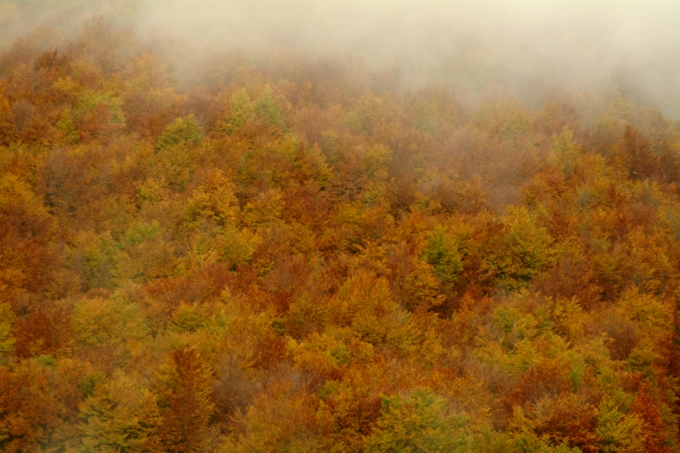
[
  {"xmin": 0, "ymin": 303, "xmax": 14, "ymax": 361},
  {"xmin": 495, "ymin": 206, "xmax": 555, "ymax": 290},
  {"xmin": 596, "ymin": 398, "xmax": 644, "ymax": 453},
  {"xmin": 364, "ymin": 388, "xmax": 470, "ymax": 453},
  {"xmin": 79, "ymin": 371, "xmax": 158, "ymax": 452},
  {"xmin": 155, "ymin": 115, "xmax": 204, "ymax": 152},
  {"xmin": 423, "ymin": 225, "xmax": 463, "ymax": 291}
]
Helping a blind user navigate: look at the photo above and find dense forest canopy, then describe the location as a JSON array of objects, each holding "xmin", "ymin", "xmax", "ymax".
[{"xmin": 1, "ymin": 1, "xmax": 680, "ymax": 452}]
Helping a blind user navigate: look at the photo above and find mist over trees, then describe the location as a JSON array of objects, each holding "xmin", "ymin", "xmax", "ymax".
[{"xmin": 1, "ymin": 1, "xmax": 680, "ymax": 451}]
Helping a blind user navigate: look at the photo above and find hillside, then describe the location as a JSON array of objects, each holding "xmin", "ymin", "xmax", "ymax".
[{"xmin": 2, "ymin": 10, "xmax": 680, "ymax": 453}]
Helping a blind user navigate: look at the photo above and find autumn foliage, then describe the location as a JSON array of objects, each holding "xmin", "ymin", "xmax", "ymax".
[{"xmin": 1, "ymin": 11, "xmax": 680, "ymax": 453}]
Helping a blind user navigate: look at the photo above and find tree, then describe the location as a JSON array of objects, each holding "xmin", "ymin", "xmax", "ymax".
[
  {"xmin": 79, "ymin": 371, "xmax": 158, "ymax": 452},
  {"xmin": 155, "ymin": 115, "xmax": 204, "ymax": 153},
  {"xmin": 146, "ymin": 347, "xmax": 215, "ymax": 453},
  {"xmin": 364, "ymin": 388, "xmax": 470, "ymax": 453}
]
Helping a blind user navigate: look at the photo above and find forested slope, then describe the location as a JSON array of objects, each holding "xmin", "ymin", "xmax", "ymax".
[{"xmin": 2, "ymin": 14, "xmax": 680, "ymax": 453}]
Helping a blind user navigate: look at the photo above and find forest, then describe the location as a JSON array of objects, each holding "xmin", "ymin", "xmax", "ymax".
[{"xmin": 2, "ymin": 1, "xmax": 680, "ymax": 452}]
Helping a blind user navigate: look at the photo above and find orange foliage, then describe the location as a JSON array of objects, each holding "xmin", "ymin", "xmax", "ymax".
[{"xmin": 1, "ymin": 13, "xmax": 680, "ymax": 451}]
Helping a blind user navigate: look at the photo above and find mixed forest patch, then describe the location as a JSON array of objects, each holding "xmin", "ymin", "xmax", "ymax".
[{"xmin": 1, "ymin": 13, "xmax": 680, "ymax": 453}]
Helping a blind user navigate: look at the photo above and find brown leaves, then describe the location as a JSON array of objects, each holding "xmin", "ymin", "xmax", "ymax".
[
  {"xmin": 148, "ymin": 347, "xmax": 215, "ymax": 453},
  {"xmin": 0, "ymin": 364, "xmax": 56, "ymax": 452},
  {"xmin": 13, "ymin": 308, "xmax": 71, "ymax": 359},
  {"xmin": 3, "ymin": 16, "xmax": 680, "ymax": 452}
]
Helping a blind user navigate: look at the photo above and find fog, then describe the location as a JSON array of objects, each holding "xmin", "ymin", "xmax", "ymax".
[{"xmin": 2, "ymin": 0, "xmax": 680, "ymax": 117}]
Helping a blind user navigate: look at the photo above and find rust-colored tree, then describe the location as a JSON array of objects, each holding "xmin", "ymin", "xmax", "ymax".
[{"xmin": 146, "ymin": 347, "xmax": 215, "ymax": 453}]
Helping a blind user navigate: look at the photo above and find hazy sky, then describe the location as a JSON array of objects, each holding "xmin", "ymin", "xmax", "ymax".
[
  {"xmin": 135, "ymin": 0, "xmax": 680, "ymax": 116},
  {"xmin": 2, "ymin": 0, "xmax": 679, "ymax": 117}
]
